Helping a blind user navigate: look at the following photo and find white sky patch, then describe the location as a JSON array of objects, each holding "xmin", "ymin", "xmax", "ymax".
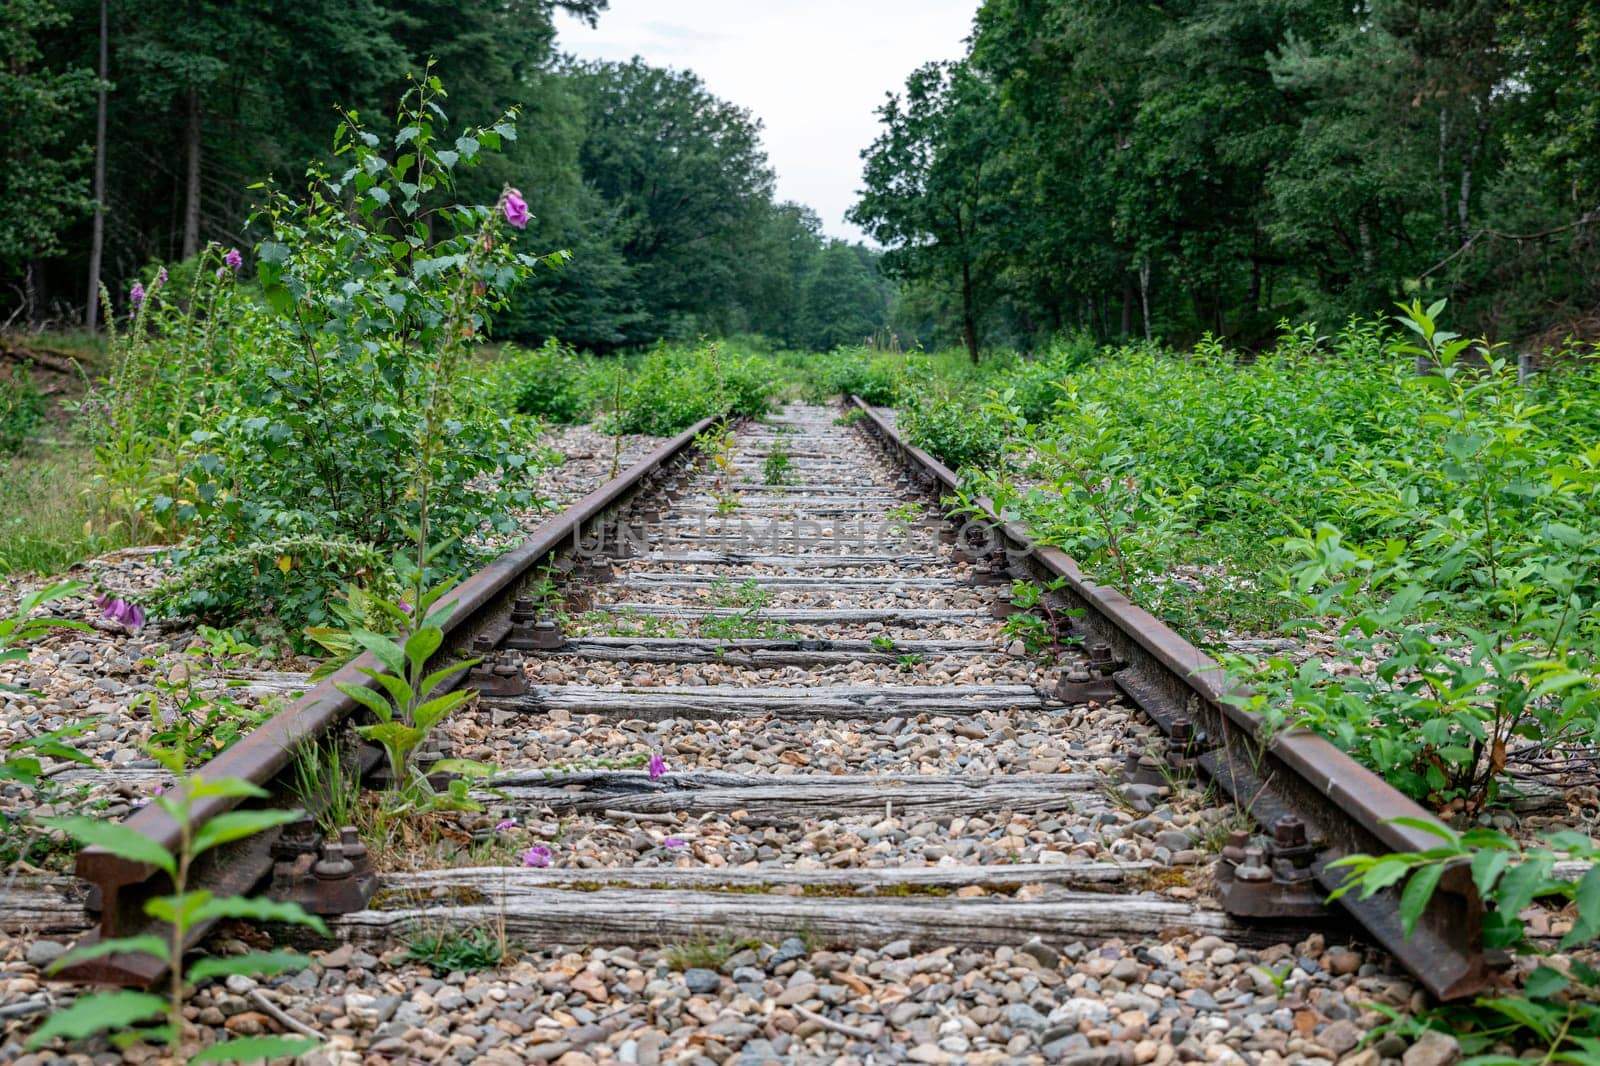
[{"xmin": 555, "ymin": 0, "xmax": 980, "ymax": 243}]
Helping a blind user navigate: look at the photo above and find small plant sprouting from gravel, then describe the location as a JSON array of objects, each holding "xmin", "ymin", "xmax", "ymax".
[
  {"xmin": 405, "ymin": 927, "xmax": 507, "ymax": 972},
  {"xmin": 663, "ymin": 936, "xmax": 762, "ymax": 972}
]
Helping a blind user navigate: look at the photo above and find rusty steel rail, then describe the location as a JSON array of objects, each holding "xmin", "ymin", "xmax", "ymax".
[
  {"xmin": 68, "ymin": 416, "xmax": 720, "ymax": 986},
  {"xmin": 849, "ymin": 396, "xmax": 1490, "ymax": 1001}
]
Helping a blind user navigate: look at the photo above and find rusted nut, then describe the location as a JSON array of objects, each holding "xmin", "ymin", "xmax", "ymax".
[
  {"xmin": 1273, "ymin": 814, "xmax": 1308, "ymax": 850},
  {"xmin": 270, "ymin": 816, "xmax": 320, "ymax": 863},
  {"xmin": 1220, "ymin": 830, "xmax": 1251, "ymax": 864},
  {"xmin": 339, "ymin": 827, "xmax": 371, "ymax": 878},
  {"xmin": 531, "ymin": 616, "xmax": 564, "ymax": 651},
  {"xmin": 314, "ymin": 843, "xmax": 355, "ymax": 881},
  {"xmin": 1087, "ymin": 641, "xmax": 1118, "ymax": 674},
  {"xmin": 1234, "ymin": 845, "xmax": 1272, "ymax": 883}
]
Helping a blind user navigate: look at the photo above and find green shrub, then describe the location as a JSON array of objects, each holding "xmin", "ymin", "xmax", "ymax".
[
  {"xmin": 0, "ymin": 364, "xmax": 44, "ymax": 454},
  {"xmin": 490, "ymin": 340, "xmax": 602, "ymax": 423},
  {"xmin": 137, "ymin": 75, "xmax": 561, "ymax": 644},
  {"xmin": 806, "ymin": 348, "xmax": 904, "ymax": 405},
  {"xmin": 899, "ymin": 384, "xmax": 1004, "ymax": 469},
  {"xmin": 612, "ymin": 342, "xmax": 777, "ymax": 435}
]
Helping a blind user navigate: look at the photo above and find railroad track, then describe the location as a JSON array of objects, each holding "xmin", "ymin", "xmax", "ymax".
[{"xmin": 49, "ymin": 400, "xmax": 1489, "ymax": 1031}]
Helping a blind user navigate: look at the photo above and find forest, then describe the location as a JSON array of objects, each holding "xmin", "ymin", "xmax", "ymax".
[
  {"xmin": 1, "ymin": 0, "xmax": 892, "ymax": 352},
  {"xmin": 854, "ymin": 0, "xmax": 1600, "ymax": 356},
  {"xmin": 7, "ymin": 2, "xmax": 1598, "ymax": 357}
]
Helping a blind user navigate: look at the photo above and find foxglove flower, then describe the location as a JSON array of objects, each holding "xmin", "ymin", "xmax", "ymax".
[
  {"xmin": 155, "ymin": 267, "xmax": 167, "ymax": 288},
  {"xmin": 522, "ymin": 844, "xmax": 552, "ymax": 868},
  {"xmin": 224, "ymin": 248, "xmax": 243, "ymax": 272},
  {"xmin": 99, "ymin": 595, "xmax": 145, "ymax": 629},
  {"xmin": 502, "ymin": 189, "xmax": 529, "ymax": 230},
  {"xmin": 647, "ymin": 753, "xmax": 667, "ymax": 780},
  {"xmin": 129, "ymin": 282, "xmax": 145, "ymax": 309}
]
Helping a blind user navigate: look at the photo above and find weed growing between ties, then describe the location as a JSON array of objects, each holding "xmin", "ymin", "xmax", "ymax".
[{"xmin": 32, "ymin": 776, "xmax": 326, "ymax": 1064}]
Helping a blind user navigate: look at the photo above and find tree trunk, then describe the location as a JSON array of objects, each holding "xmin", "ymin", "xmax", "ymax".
[
  {"xmin": 959, "ymin": 257, "xmax": 979, "ymax": 364},
  {"xmin": 1138, "ymin": 260, "xmax": 1152, "ymax": 339},
  {"xmin": 84, "ymin": 0, "xmax": 108, "ymax": 331},
  {"xmin": 181, "ymin": 87, "xmax": 202, "ymax": 260}
]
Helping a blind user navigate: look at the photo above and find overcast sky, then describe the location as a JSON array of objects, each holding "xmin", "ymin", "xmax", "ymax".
[{"xmin": 555, "ymin": 1, "xmax": 980, "ymax": 244}]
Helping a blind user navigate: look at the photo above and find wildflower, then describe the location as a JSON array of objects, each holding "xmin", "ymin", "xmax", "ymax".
[
  {"xmin": 100, "ymin": 596, "xmax": 145, "ymax": 629},
  {"xmin": 224, "ymin": 248, "xmax": 243, "ymax": 272},
  {"xmin": 522, "ymin": 844, "xmax": 552, "ymax": 868},
  {"xmin": 155, "ymin": 267, "xmax": 167, "ymax": 288},
  {"xmin": 131, "ymin": 784, "xmax": 164, "ymax": 810},
  {"xmin": 502, "ymin": 189, "xmax": 529, "ymax": 230},
  {"xmin": 663, "ymin": 837, "xmax": 686, "ymax": 848},
  {"xmin": 647, "ymin": 753, "xmax": 667, "ymax": 780},
  {"xmin": 129, "ymin": 282, "xmax": 145, "ymax": 309},
  {"xmin": 495, "ymin": 818, "xmax": 516, "ymax": 832}
]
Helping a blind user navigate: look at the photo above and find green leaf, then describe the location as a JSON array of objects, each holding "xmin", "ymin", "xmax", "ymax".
[
  {"xmin": 191, "ymin": 896, "xmax": 329, "ymax": 935},
  {"xmin": 1357, "ymin": 857, "xmax": 1412, "ymax": 897},
  {"xmin": 188, "ymin": 777, "xmax": 271, "ymax": 802},
  {"xmin": 351, "ymin": 629, "xmax": 405, "ymax": 676},
  {"xmin": 418, "ymin": 659, "xmax": 474, "ymax": 696},
  {"xmin": 189, "ymin": 1035, "xmax": 323, "ymax": 1064},
  {"xmin": 403, "ymin": 626, "xmax": 443, "ymax": 672},
  {"xmin": 42, "ymin": 817, "xmax": 174, "ymax": 877},
  {"xmin": 25, "ymin": 990, "xmax": 167, "ymax": 1047},
  {"xmin": 1399, "ymin": 863, "xmax": 1445, "ymax": 938},
  {"xmin": 335, "ymin": 681, "xmax": 395, "ymax": 721},
  {"xmin": 192, "ymin": 809, "xmax": 306, "ymax": 858},
  {"xmin": 188, "ymin": 950, "xmax": 312, "ymax": 983},
  {"xmin": 50, "ymin": 935, "xmax": 170, "ymax": 973},
  {"xmin": 358, "ymin": 720, "xmax": 425, "ymax": 755},
  {"xmin": 1495, "ymin": 859, "xmax": 1548, "ymax": 917},
  {"xmin": 1386, "ymin": 816, "xmax": 1460, "ymax": 846},
  {"xmin": 412, "ymin": 690, "xmax": 473, "ymax": 731},
  {"xmin": 1470, "ymin": 849, "xmax": 1511, "ymax": 897},
  {"xmin": 1523, "ymin": 965, "xmax": 1569, "ymax": 998}
]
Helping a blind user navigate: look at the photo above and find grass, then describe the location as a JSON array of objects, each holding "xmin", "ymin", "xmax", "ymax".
[
  {"xmin": 404, "ymin": 926, "xmax": 507, "ymax": 972},
  {"xmin": 0, "ymin": 447, "xmax": 128, "ymax": 576},
  {"xmin": 663, "ymin": 935, "xmax": 763, "ymax": 971}
]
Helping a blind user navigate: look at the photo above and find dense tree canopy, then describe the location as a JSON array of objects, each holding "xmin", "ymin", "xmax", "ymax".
[
  {"xmin": 1, "ymin": 0, "xmax": 889, "ymax": 351},
  {"xmin": 857, "ymin": 0, "xmax": 1600, "ymax": 352}
]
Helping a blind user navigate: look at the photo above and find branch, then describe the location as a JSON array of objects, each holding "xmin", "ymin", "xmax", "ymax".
[{"xmin": 1418, "ymin": 208, "xmax": 1600, "ymax": 280}]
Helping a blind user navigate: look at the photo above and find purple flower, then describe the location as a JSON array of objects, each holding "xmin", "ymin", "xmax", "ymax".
[
  {"xmin": 101, "ymin": 596, "xmax": 145, "ymax": 629},
  {"xmin": 215, "ymin": 267, "xmax": 226, "ymax": 280},
  {"xmin": 155, "ymin": 268, "xmax": 167, "ymax": 288},
  {"xmin": 224, "ymin": 248, "xmax": 243, "ymax": 272},
  {"xmin": 495, "ymin": 818, "xmax": 516, "ymax": 832},
  {"xmin": 502, "ymin": 189, "xmax": 529, "ymax": 230},
  {"xmin": 647, "ymin": 753, "xmax": 667, "ymax": 780},
  {"xmin": 663, "ymin": 838, "xmax": 686, "ymax": 848},
  {"xmin": 129, "ymin": 282, "xmax": 145, "ymax": 309},
  {"xmin": 522, "ymin": 845, "xmax": 552, "ymax": 868}
]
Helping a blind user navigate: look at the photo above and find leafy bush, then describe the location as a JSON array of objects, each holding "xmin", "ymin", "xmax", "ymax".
[
  {"xmin": 806, "ymin": 348, "xmax": 904, "ymax": 405},
  {"xmin": 954, "ymin": 308, "xmax": 1600, "ymax": 810},
  {"xmin": 0, "ymin": 363, "xmax": 44, "ymax": 454},
  {"xmin": 897, "ymin": 377, "xmax": 1004, "ymax": 469},
  {"xmin": 612, "ymin": 342, "xmax": 776, "ymax": 435},
  {"xmin": 144, "ymin": 74, "xmax": 561, "ymax": 643},
  {"xmin": 490, "ymin": 339, "xmax": 603, "ymax": 423}
]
